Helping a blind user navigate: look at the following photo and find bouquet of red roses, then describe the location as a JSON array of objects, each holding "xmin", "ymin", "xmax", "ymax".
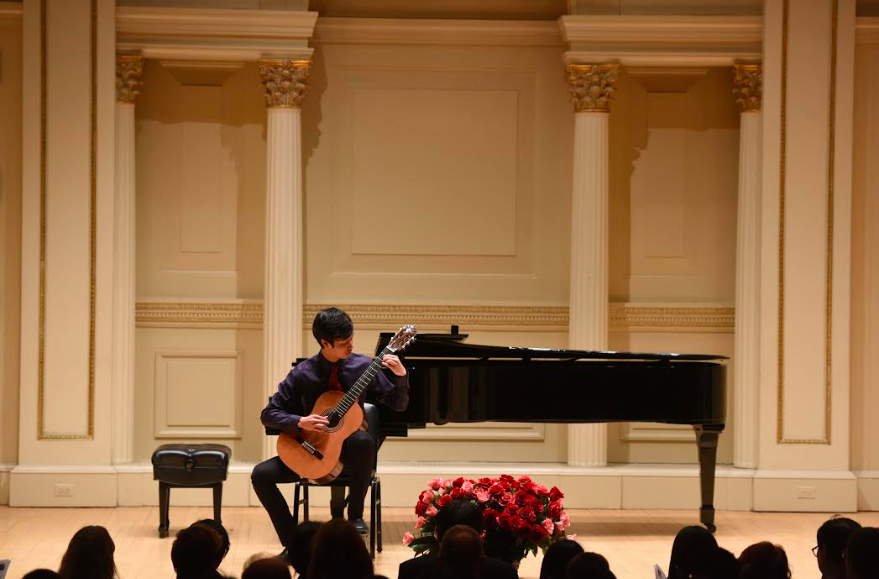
[{"xmin": 403, "ymin": 474, "xmax": 571, "ymax": 564}]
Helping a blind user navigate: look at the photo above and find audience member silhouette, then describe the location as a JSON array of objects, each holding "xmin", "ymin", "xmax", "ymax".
[
  {"xmin": 23, "ymin": 571, "xmax": 63, "ymax": 579},
  {"xmin": 667, "ymin": 526, "xmax": 717, "ymax": 579},
  {"xmin": 307, "ymin": 519, "xmax": 373, "ymax": 579},
  {"xmin": 565, "ymin": 552, "xmax": 612, "ymax": 579},
  {"xmin": 738, "ymin": 541, "xmax": 791, "ymax": 579},
  {"xmin": 397, "ymin": 499, "xmax": 517, "ymax": 579},
  {"xmin": 171, "ymin": 524, "xmax": 227, "ymax": 579},
  {"xmin": 540, "ymin": 539, "xmax": 585, "ymax": 579},
  {"xmin": 437, "ymin": 525, "xmax": 484, "ymax": 579},
  {"xmin": 241, "ymin": 558, "xmax": 290, "ymax": 579},
  {"xmin": 194, "ymin": 519, "xmax": 231, "ymax": 569},
  {"xmin": 286, "ymin": 521, "xmax": 322, "ymax": 578},
  {"xmin": 845, "ymin": 527, "xmax": 879, "ymax": 579},
  {"xmin": 690, "ymin": 547, "xmax": 739, "ymax": 579},
  {"xmin": 58, "ymin": 525, "xmax": 118, "ymax": 579},
  {"xmin": 815, "ymin": 516, "xmax": 860, "ymax": 579}
]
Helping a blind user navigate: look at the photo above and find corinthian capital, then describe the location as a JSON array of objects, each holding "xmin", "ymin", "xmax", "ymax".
[
  {"xmin": 116, "ymin": 55, "xmax": 145, "ymax": 104},
  {"xmin": 732, "ymin": 64, "xmax": 762, "ymax": 112},
  {"xmin": 258, "ymin": 59, "xmax": 312, "ymax": 108},
  {"xmin": 564, "ymin": 63, "xmax": 620, "ymax": 113}
]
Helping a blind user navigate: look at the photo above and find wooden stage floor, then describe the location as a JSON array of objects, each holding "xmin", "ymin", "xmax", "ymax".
[{"xmin": 2, "ymin": 507, "xmax": 877, "ymax": 579}]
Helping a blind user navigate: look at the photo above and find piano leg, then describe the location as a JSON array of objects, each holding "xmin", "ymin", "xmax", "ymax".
[{"xmin": 694, "ymin": 425, "xmax": 722, "ymax": 533}]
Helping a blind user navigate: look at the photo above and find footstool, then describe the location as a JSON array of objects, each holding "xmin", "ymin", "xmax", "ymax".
[{"xmin": 151, "ymin": 444, "xmax": 231, "ymax": 538}]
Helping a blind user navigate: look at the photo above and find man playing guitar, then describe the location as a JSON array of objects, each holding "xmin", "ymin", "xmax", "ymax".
[{"xmin": 251, "ymin": 307, "xmax": 409, "ymax": 555}]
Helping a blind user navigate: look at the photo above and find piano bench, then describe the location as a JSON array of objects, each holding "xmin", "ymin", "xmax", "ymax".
[{"xmin": 151, "ymin": 443, "xmax": 231, "ymax": 538}]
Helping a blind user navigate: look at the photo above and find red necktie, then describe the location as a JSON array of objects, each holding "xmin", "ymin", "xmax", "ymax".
[{"xmin": 329, "ymin": 364, "xmax": 342, "ymax": 392}]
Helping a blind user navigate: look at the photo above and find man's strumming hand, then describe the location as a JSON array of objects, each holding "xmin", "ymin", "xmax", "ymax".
[{"xmin": 299, "ymin": 414, "xmax": 330, "ymax": 431}]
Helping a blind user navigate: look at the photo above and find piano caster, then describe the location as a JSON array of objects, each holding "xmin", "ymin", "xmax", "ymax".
[{"xmin": 700, "ymin": 507, "xmax": 716, "ymax": 534}]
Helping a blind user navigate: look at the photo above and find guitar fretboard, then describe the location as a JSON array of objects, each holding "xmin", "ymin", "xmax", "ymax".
[{"xmin": 333, "ymin": 346, "xmax": 392, "ymax": 415}]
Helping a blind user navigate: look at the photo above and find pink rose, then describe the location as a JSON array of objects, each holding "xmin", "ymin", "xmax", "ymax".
[
  {"xmin": 416, "ymin": 516, "xmax": 426, "ymax": 529},
  {"xmin": 422, "ymin": 489, "xmax": 436, "ymax": 504},
  {"xmin": 462, "ymin": 481, "xmax": 473, "ymax": 493},
  {"xmin": 428, "ymin": 478, "xmax": 443, "ymax": 490},
  {"xmin": 426, "ymin": 505, "xmax": 438, "ymax": 517},
  {"xmin": 561, "ymin": 512, "xmax": 570, "ymax": 528},
  {"xmin": 403, "ymin": 532, "xmax": 415, "ymax": 545},
  {"xmin": 543, "ymin": 518, "xmax": 555, "ymax": 534},
  {"xmin": 499, "ymin": 491, "xmax": 513, "ymax": 506},
  {"xmin": 475, "ymin": 489, "xmax": 490, "ymax": 503}
]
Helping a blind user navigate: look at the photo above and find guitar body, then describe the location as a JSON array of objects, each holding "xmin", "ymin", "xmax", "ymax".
[{"xmin": 276, "ymin": 390, "xmax": 365, "ymax": 484}]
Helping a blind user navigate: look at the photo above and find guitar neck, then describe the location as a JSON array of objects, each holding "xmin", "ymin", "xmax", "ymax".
[{"xmin": 335, "ymin": 347, "xmax": 392, "ymax": 414}]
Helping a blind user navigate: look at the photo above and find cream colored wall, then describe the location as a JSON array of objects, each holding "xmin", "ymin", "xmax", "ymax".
[
  {"xmin": 851, "ymin": 42, "xmax": 879, "ymax": 476},
  {"xmin": 133, "ymin": 61, "xmax": 267, "ymax": 462},
  {"xmin": 0, "ymin": 10, "xmax": 22, "ymax": 499}
]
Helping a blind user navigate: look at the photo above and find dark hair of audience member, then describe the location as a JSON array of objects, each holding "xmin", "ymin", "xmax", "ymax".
[
  {"xmin": 23, "ymin": 570, "xmax": 63, "ymax": 579},
  {"xmin": 194, "ymin": 519, "xmax": 231, "ymax": 568},
  {"xmin": 171, "ymin": 524, "xmax": 224, "ymax": 579},
  {"xmin": 691, "ymin": 547, "xmax": 739, "ymax": 579},
  {"xmin": 434, "ymin": 498, "xmax": 483, "ymax": 538},
  {"xmin": 58, "ymin": 525, "xmax": 118, "ymax": 579},
  {"xmin": 307, "ymin": 519, "xmax": 373, "ymax": 579},
  {"xmin": 438, "ymin": 525, "xmax": 483, "ymax": 579},
  {"xmin": 540, "ymin": 539, "xmax": 585, "ymax": 579},
  {"xmin": 667, "ymin": 526, "xmax": 718, "ymax": 579},
  {"xmin": 816, "ymin": 515, "xmax": 861, "ymax": 576},
  {"xmin": 565, "ymin": 552, "xmax": 613, "ymax": 579},
  {"xmin": 738, "ymin": 541, "xmax": 791, "ymax": 579},
  {"xmin": 241, "ymin": 558, "xmax": 289, "ymax": 579},
  {"xmin": 286, "ymin": 521, "xmax": 322, "ymax": 577},
  {"xmin": 845, "ymin": 526, "xmax": 879, "ymax": 579}
]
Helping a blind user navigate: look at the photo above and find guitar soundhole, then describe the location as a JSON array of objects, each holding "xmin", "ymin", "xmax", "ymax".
[{"xmin": 324, "ymin": 410, "xmax": 343, "ymax": 432}]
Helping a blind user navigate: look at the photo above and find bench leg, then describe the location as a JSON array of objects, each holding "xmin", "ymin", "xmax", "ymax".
[
  {"xmin": 212, "ymin": 483, "xmax": 223, "ymax": 524},
  {"xmin": 376, "ymin": 478, "xmax": 382, "ymax": 553},
  {"xmin": 159, "ymin": 482, "xmax": 171, "ymax": 538}
]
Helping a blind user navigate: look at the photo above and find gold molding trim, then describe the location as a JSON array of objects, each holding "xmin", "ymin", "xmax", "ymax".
[
  {"xmin": 37, "ymin": 0, "xmax": 97, "ymax": 440},
  {"xmin": 115, "ymin": 54, "xmax": 144, "ymax": 103},
  {"xmin": 135, "ymin": 302, "xmax": 734, "ymax": 333},
  {"xmin": 257, "ymin": 59, "xmax": 311, "ymax": 108},
  {"xmin": 776, "ymin": 0, "xmax": 836, "ymax": 445}
]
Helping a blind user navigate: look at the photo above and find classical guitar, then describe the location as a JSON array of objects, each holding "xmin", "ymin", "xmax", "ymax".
[{"xmin": 276, "ymin": 325, "xmax": 417, "ymax": 483}]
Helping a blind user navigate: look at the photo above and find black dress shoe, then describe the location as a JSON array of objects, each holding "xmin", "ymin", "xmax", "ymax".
[{"xmin": 349, "ymin": 518, "xmax": 369, "ymax": 535}]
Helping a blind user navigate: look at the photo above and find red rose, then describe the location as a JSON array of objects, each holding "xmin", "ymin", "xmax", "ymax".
[
  {"xmin": 550, "ymin": 486, "xmax": 564, "ymax": 501},
  {"xmin": 515, "ymin": 490, "xmax": 531, "ymax": 505},
  {"xmin": 483, "ymin": 508, "xmax": 500, "ymax": 527},
  {"xmin": 505, "ymin": 504, "xmax": 519, "ymax": 516},
  {"xmin": 509, "ymin": 516, "xmax": 525, "ymax": 533},
  {"xmin": 438, "ymin": 495, "xmax": 451, "ymax": 507},
  {"xmin": 549, "ymin": 501, "xmax": 562, "ymax": 519},
  {"xmin": 415, "ymin": 501, "xmax": 427, "ymax": 516},
  {"xmin": 489, "ymin": 483, "xmax": 504, "ymax": 496},
  {"xmin": 452, "ymin": 477, "xmax": 465, "ymax": 488},
  {"xmin": 498, "ymin": 492, "xmax": 513, "ymax": 506},
  {"xmin": 520, "ymin": 506, "xmax": 536, "ymax": 522},
  {"xmin": 450, "ymin": 487, "xmax": 463, "ymax": 499},
  {"xmin": 479, "ymin": 477, "xmax": 493, "ymax": 485},
  {"xmin": 498, "ymin": 513, "xmax": 512, "ymax": 529},
  {"xmin": 500, "ymin": 474, "xmax": 515, "ymax": 484}
]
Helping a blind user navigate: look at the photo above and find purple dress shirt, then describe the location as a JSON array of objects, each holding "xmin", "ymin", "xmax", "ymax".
[{"xmin": 260, "ymin": 351, "xmax": 409, "ymax": 435}]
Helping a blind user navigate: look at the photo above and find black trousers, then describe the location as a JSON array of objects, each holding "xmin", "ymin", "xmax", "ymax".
[{"xmin": 251, "ymin": 429, "xmax": 374, "ymax": 547}]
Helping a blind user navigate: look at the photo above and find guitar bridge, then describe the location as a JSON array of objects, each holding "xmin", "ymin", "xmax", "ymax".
[{"xmin": 297, "ymin": 437, "xmax": 324, "ymax": 460}]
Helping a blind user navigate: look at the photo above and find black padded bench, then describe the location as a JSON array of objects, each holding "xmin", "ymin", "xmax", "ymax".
[{"xmin": 151, "ymin": 443, "xmax": 231, "ymax": 538}]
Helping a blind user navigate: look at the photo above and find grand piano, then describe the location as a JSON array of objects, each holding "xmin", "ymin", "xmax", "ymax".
[{"xmin": 375, "ymin": 328, "xmax": 727, "ymax": 531}]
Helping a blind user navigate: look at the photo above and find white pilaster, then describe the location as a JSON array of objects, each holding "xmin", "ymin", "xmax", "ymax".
[
  {"xmin": 259, "ymin": 60, "xmax": 310, "ymax": 460},
  {"xmin": 564, "ymin": 64, "xmax": 618, "ymax": 467},
  {"xmin": 112, "ymin": 55, "xmax": 143, "ymax": 465}
]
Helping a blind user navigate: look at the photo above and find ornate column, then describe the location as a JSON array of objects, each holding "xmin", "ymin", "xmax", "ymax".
[
  {"xmin": 258, "ymin": 59, "xmax": 311, "ymax": 460},
  {"xmin": 732, "ymin": 64, "xmax": 762, "ymax": 469},
  {"xmin": 564, "ymin": 63, "xmax": 619, "ymax": 467},
  {"xmin": 111, "ymin": 54, "xmax": 144, "ymax": 465}
]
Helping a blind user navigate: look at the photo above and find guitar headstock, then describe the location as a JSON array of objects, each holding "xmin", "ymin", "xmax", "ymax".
[{"xmin": 387, "ymin": 324, "xmax": 417, "ymax": 353}]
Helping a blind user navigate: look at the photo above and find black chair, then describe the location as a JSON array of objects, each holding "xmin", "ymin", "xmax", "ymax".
[{"xmin": 265, "ymin": 402, "xmax": 383, "ymax": 559}]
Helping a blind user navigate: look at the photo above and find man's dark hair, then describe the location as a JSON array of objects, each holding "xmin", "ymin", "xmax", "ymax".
[
  {"xmin": 817, "ymin": 516, "xmax": 861, "ymax": 568},
  {"xmin": 171, "ymin": 525, "xmax": 223, "ymax": 579},
  {"xmin": 435, "ymin": 499, "xmax": 483, "ymax": 538},
  {"xmin": 307, "ymin": 519, "xmax": 373, "ymax": 579},
  {"xmin": 287, "ymin": 521, "xmax": 322, "ymax": 576},
  {"xmin": 565, "ymin": 552, "xmax": 614, "ymax": 579},
  {"xmin": 194, "ymin": 519, "xmax": 231, "ymax": 567},
  {"xmin": 692, "ymin": 547, "xmax": 739, "ymax": 579},
  {"xmin": 846, "ymin": 527, "xmax": 879, "ymax": 579},
  {"xmin": 23, "ymin": 571, "xmax": 63, "ymax": 579},
  {"xmin": 242, "ymin": 558, "xmax": 291, "ymax": 579},
  {"xmin": 438, "ymin": 525, "xmax": 483, "ymax": 579},
  {"xmin": 738, "ymin": 542, "xmax": 791, "ymax": 579},
  {"xmin": 312, "ymin": 308, "xmax": 353, "ymax": 348},
  {"xmin": 668, "ymin": 526, "xmax": 717, "ymax": 579},
  {"xmin": 540, "ymin": 539, "xmax": 585, "ymax": 579}
]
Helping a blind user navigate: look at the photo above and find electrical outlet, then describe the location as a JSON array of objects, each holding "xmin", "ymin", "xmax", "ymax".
[
  {"xmin": 796, "ymin": 485, "xmax": 816, "ymax": 499},
  {"xmin": 54, "ymin": 484, "xmax": 73, "ymax": 497}
]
